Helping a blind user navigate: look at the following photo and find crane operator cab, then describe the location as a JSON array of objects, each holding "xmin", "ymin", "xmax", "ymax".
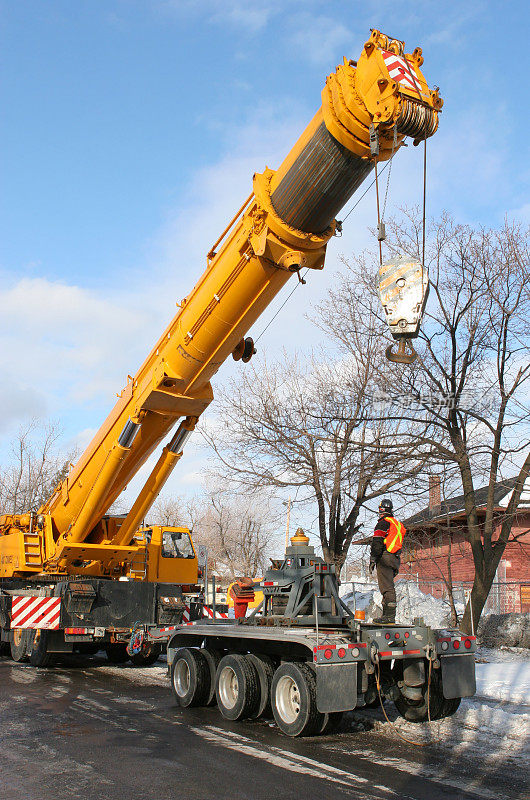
[{"xmin": 131, "ymin": 526, "xmax": 198, "ymax": 585}]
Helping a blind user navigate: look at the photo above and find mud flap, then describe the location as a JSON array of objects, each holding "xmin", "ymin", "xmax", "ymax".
[
  {"xmin": 315, "ymin": 664, "xmax": 357, "ymax": 713},
  {"xmin": 440, "ymin": 655, "xmax": 476, "ymax": 699}
]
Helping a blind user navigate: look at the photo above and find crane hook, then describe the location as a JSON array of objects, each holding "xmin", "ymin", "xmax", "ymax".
[{"xmin": 385, "ymin": 339, "xmax": 417, "ymax": 364}]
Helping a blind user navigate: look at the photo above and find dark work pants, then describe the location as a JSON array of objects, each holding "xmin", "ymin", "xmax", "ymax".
[{"xmin": 376, "ymin": 551, "xmax": 400, "ymax": 606}]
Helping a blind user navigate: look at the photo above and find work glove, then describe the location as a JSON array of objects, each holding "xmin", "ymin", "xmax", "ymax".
[{"xmin": 369, "ymin": 559, "xmax": 377, "ymax": 575}]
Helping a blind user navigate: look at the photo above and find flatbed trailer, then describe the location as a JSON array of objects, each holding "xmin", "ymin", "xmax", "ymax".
[{"xmin": 140, "ymin": 533, "xmax": 476, "ymax": 737}]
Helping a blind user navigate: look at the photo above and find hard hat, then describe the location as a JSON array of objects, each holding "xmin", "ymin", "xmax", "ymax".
[{"xmin": 379, "ymin": 498, "xmax": 393, "ymax": 514}]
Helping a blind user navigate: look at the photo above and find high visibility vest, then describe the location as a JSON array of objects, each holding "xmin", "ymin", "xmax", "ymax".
[{"xmin": 383, "ymin": 517, "xmax": 405, "ymax": 553}]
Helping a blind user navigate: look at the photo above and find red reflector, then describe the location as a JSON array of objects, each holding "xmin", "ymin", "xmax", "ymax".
[
  {"xmin": 324, "ymin": 649, "xmax": 333, "ymax": 660},
  {"xmin": 338, "ymin": 648, "xmax": 346, "ymax": 659},
  {"xmin": 263, "ymin": 581, "xmax": 274, "ymax": 586},
  {"xmin": 385, "ymin": 633, "xmax": 391, "ymax": 640},
  {"xmin": 453, "ymin": 640, "xmax": 460, "ymax": 649},
  {"xmin": 404, "ymin": 632, "xmax": 409, "ymax": 638},
  {"xmin": 464, "ymin": 639, "xmax": 472, "ymax": 649},
  {"xmin": 65, "ymin": 627, "xmax": 87, "ymax": 635},
  {"xmin": 394, "ymin": 632, "xmax": 400, "ymax": 639}
]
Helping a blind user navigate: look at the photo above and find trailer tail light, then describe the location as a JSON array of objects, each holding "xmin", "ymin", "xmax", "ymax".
[
  {"xmin": 453, "ymin": 640, "xmax": 460, "ymax": 650},
  {"xmin": 324, "ymin": 649, "xmax": 333, "ymax": 660},
  {"xmin": 464, "ymin": 639, "xmax": 472, "ymax": 649},
  {"xmin": 404, "ymin": 632, "xmax": 409, "ymax": 638},
  {"xmin": 338, "ymin": 648, "xmax": 346, "ymax": 659},
  {"xmin": 65, "ymin": 627, "xmax": 88, "ymax": 635},
  {"xmin": 394, "ymin": 632, "xmax": 400, "ymax": 639},
  {"xmin": 441, "ymin": 641, "xmax": 449, "ymax": 651},
  {"xmin": 350, "ymin": 647, "xmax": 360, "ymax": 657},
  {"xmin": 385, "ymin": 633, "xmax": 391, "ymax": 640}
]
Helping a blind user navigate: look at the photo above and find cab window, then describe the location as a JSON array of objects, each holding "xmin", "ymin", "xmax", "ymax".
[{"xmin": 161, "ymin": 530, "xmax": 194, "ymax": 559}]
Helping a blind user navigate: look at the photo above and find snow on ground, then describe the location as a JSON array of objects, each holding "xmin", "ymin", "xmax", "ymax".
[{"xmin": 475, "ymin": 658, "xmax": 530, "ymax": 704}]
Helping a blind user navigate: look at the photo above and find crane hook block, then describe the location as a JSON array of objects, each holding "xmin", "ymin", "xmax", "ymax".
[{"xmin": 379, "ymin": 255, "xmax": 429, "ymax": 363}]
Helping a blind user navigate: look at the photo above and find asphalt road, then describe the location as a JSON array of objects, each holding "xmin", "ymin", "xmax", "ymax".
[{"xmin": 0, "ymin": 653, "xmax": 526, "ymax": 800}]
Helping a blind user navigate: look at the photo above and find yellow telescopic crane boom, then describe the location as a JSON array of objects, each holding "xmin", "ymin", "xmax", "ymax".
[{"xmin": 9, "ymin": 30, "xmax": 442, "ymax": 576}]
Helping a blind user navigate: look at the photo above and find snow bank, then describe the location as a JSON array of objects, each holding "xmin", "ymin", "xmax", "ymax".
[
  {"xmin": 475, "ymin": 660, "xmax": 530, "ymax": 705},
  {"xmin": 479, "ymin": 613, "xmax": 530, "ymax": 649},
  {"xmin": 341, "ymin": 579, "xmax": 458, "ymax": 628}
]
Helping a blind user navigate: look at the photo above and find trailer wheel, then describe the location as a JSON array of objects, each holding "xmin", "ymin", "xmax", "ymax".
[
  {"xmin": 29, "ymin": 629, "xmax": 55, "ymax": 667},
  {"xmin": 10, "ymin": 628, "xmax": 30, "ymax": 662},
  {"xmin": 439, "ymin": 696, "xmax": 461, "ymax": 718},
  {"xmin": 201, "ymin": 647, "xmax": 221, "ymax": 706},
  {"xmin": 105, "ymin": 644, "xmax": 130, "ymax": 663},
  {"xmin": 215, "ymin": 654, "xmax": 260, "ymax": 721},
  {"xmin": 248, "ymin": 654, "xmax": 274, "ymax": 718},
  {"xmin": 271, "ymin": 662, "xmax": 323, "ymax": 737},
  {"xmin": 171, "ymin": 648, "xmax": 210, "ymax": 708},
  {"xmin": 318, "ymin": 712, "xmax": 344, "ymax": 735},
  {"xmin": 130, "ymin": 644, "xmax": 161, "ymax": 666}
]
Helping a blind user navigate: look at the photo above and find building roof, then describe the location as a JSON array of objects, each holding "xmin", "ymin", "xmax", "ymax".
[{"xmin": 404, "ymin": 475, "xmax": 530, "ymax": 529}]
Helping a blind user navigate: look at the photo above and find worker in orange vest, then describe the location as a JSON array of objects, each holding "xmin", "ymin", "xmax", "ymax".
[{"xmin": 369, "ymin": 499, "xmax": 406, "ymax": 624}]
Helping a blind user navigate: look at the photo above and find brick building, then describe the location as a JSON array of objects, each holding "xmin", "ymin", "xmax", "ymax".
[{"xmin": 402, "ymin": 476, "xmax": 530, "ymax": 613}]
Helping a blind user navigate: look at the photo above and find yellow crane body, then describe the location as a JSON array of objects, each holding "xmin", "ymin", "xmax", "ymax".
[{"xmin": 0, "ymin": 30, "xmax": 441, "ymax": 583}]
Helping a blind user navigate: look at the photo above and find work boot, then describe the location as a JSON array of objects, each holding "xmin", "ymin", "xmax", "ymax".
[{"xmin": 373, "ymin": 602, "xmax": 396, "ymax": 624}]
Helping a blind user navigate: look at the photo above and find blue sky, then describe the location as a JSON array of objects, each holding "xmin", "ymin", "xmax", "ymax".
[{"xmin": 1, "ymin": 1, "xmax": 529, "ymax": 526}]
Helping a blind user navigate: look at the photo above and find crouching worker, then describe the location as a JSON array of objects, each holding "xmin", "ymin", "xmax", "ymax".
[{"xmin": 369, "ymin": 499, "xmax": 406, "ymax": 624}]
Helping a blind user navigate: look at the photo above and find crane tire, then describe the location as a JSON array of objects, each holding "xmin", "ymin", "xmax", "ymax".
[
  {"xmin": 171, "ymin": 647, "xmax": 210, "ymax": 708},
  {"xmin": 271, "ymin": 662, "xmax": 324, "ymax": 737},
  {"xmin": 201, "ymin": 647, "xmax": 221, "ymax": 705},
  {"xmin": 248, "ymin": 653, "xmax": 274, "ymax": 718},
  {"xmin": 130, "ymin": 644, "xmax": 161, "ymax": 666},
  {"xmin": 318, "ymin": 711, "xmax": 344, "ymax": 735},
  {"xmin": 215, "ymin": 654, "xmax": 260, "ymax": 721},
  {"xmin": 105, "ymin": 644, "xmax": 130, "ymax": 664},
  {"xmin": 29, "ymin": 629, "xmax": 55, "ymax": 668},
  {"xmin": 10, "ymin": 629, "xmax": 29, "ymax": 662}
]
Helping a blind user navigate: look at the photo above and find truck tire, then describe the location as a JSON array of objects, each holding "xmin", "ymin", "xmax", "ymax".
[
  {"xmin": 215, "ymin": 654, "xmax": 260, "ymax": 721},
  {"xmin": 171, "ymin": 648, "xmax": 210, "ymax": 708},
  {"xmin": 318, "ymin": 712, "xmax": 344, "ymax": 735},
  {"xmin": 247, "ymin": 653, "xmax": 274, "ymax": 718},
  {"xmin": 201, "ymin": 647, "xmax": 221, "ymax": 706},
  {"xmin": 271, "ymin": 662, "xmax": 324, "ymax": 737},
  {"xmin": 10, "ymin": 628, "xmax": 30, "ymax": 662},
  {"xmin": 105, "ymin": 644, "xmax": 130, "ymax": 664},
  {"xmin": 130, "ymin": 644, "xmax": 161, "ymax": 666},
  {"xmin": 29, "ymin": 629, "xmax": 55, "ymax": 667}
]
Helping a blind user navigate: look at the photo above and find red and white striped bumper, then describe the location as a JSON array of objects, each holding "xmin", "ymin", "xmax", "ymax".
[{"xmin": 10, "ymin": 596, "xmax": 61, "ymax": 630}]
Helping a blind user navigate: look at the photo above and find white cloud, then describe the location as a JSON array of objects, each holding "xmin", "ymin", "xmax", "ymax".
[
  {"xmin": 158, "ymin": 0, "xmax": 279, "ymax": 33},
  {"xmin": 284, "ymin": 13, "xmax": 352, "ymax": 66}
]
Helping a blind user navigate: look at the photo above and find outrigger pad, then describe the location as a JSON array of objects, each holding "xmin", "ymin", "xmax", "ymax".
[{"xmin": 440, "ymin": 655, "xmax": 476, "ymax": 699}]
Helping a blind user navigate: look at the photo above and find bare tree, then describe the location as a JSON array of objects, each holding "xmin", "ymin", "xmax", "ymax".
[
  {"xmin": 334, "ymin": 211, "xmax": 530, "ymax": 632},
  {"xmin": 192, "ymin": 493, "xmax": 277, "ymax": 580},
  {"xmin": 203, "ymin": 341, "xmax": 429, "ymax": 571},
  {"xmin": 0, "ymin": 419, "xmax": 69, "ymax": 514}
]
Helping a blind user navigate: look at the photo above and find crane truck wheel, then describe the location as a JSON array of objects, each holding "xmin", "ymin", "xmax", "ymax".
[
  {"xmin": 271, "ymin": 662, "xmax": 324, "ymax": 737},
  {"xmin": 247, "ymin": 653, "xmax": 274, "ymax": 719},
  {"xmin": 318, "ymin": 712, "xmax": 344, "ymax": 735},
  {"xmin": 215, "ymin": 654, "xmax": 260, "ymax": 721},
  {"xmin": 10, "ymin": 628, "xmax": 30, "ymax": 662},
  {"xmin": 129, "ymin": 643, "xmax": 161, "ymax": 666},
  {"xmin": 29, "ymin": 629, "xmax": 55, "ymax": 668},
  {"xmin": 105, "ymin": 643, "xmax": 130, "ymax": 664},
  {"xmin": 171, "ymin": 647, "xmax": 210, "ymax": 708}
]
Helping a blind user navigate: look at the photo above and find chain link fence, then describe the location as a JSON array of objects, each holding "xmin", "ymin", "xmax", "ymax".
[{"xmin": 402, "ymin": 576, "xmax": 529, "ymax": 615}]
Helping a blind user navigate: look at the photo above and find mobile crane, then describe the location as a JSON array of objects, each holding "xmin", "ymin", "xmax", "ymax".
[{"xmin": 0, "ymin": 30, "xmax": 469, "ymax": 724}]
